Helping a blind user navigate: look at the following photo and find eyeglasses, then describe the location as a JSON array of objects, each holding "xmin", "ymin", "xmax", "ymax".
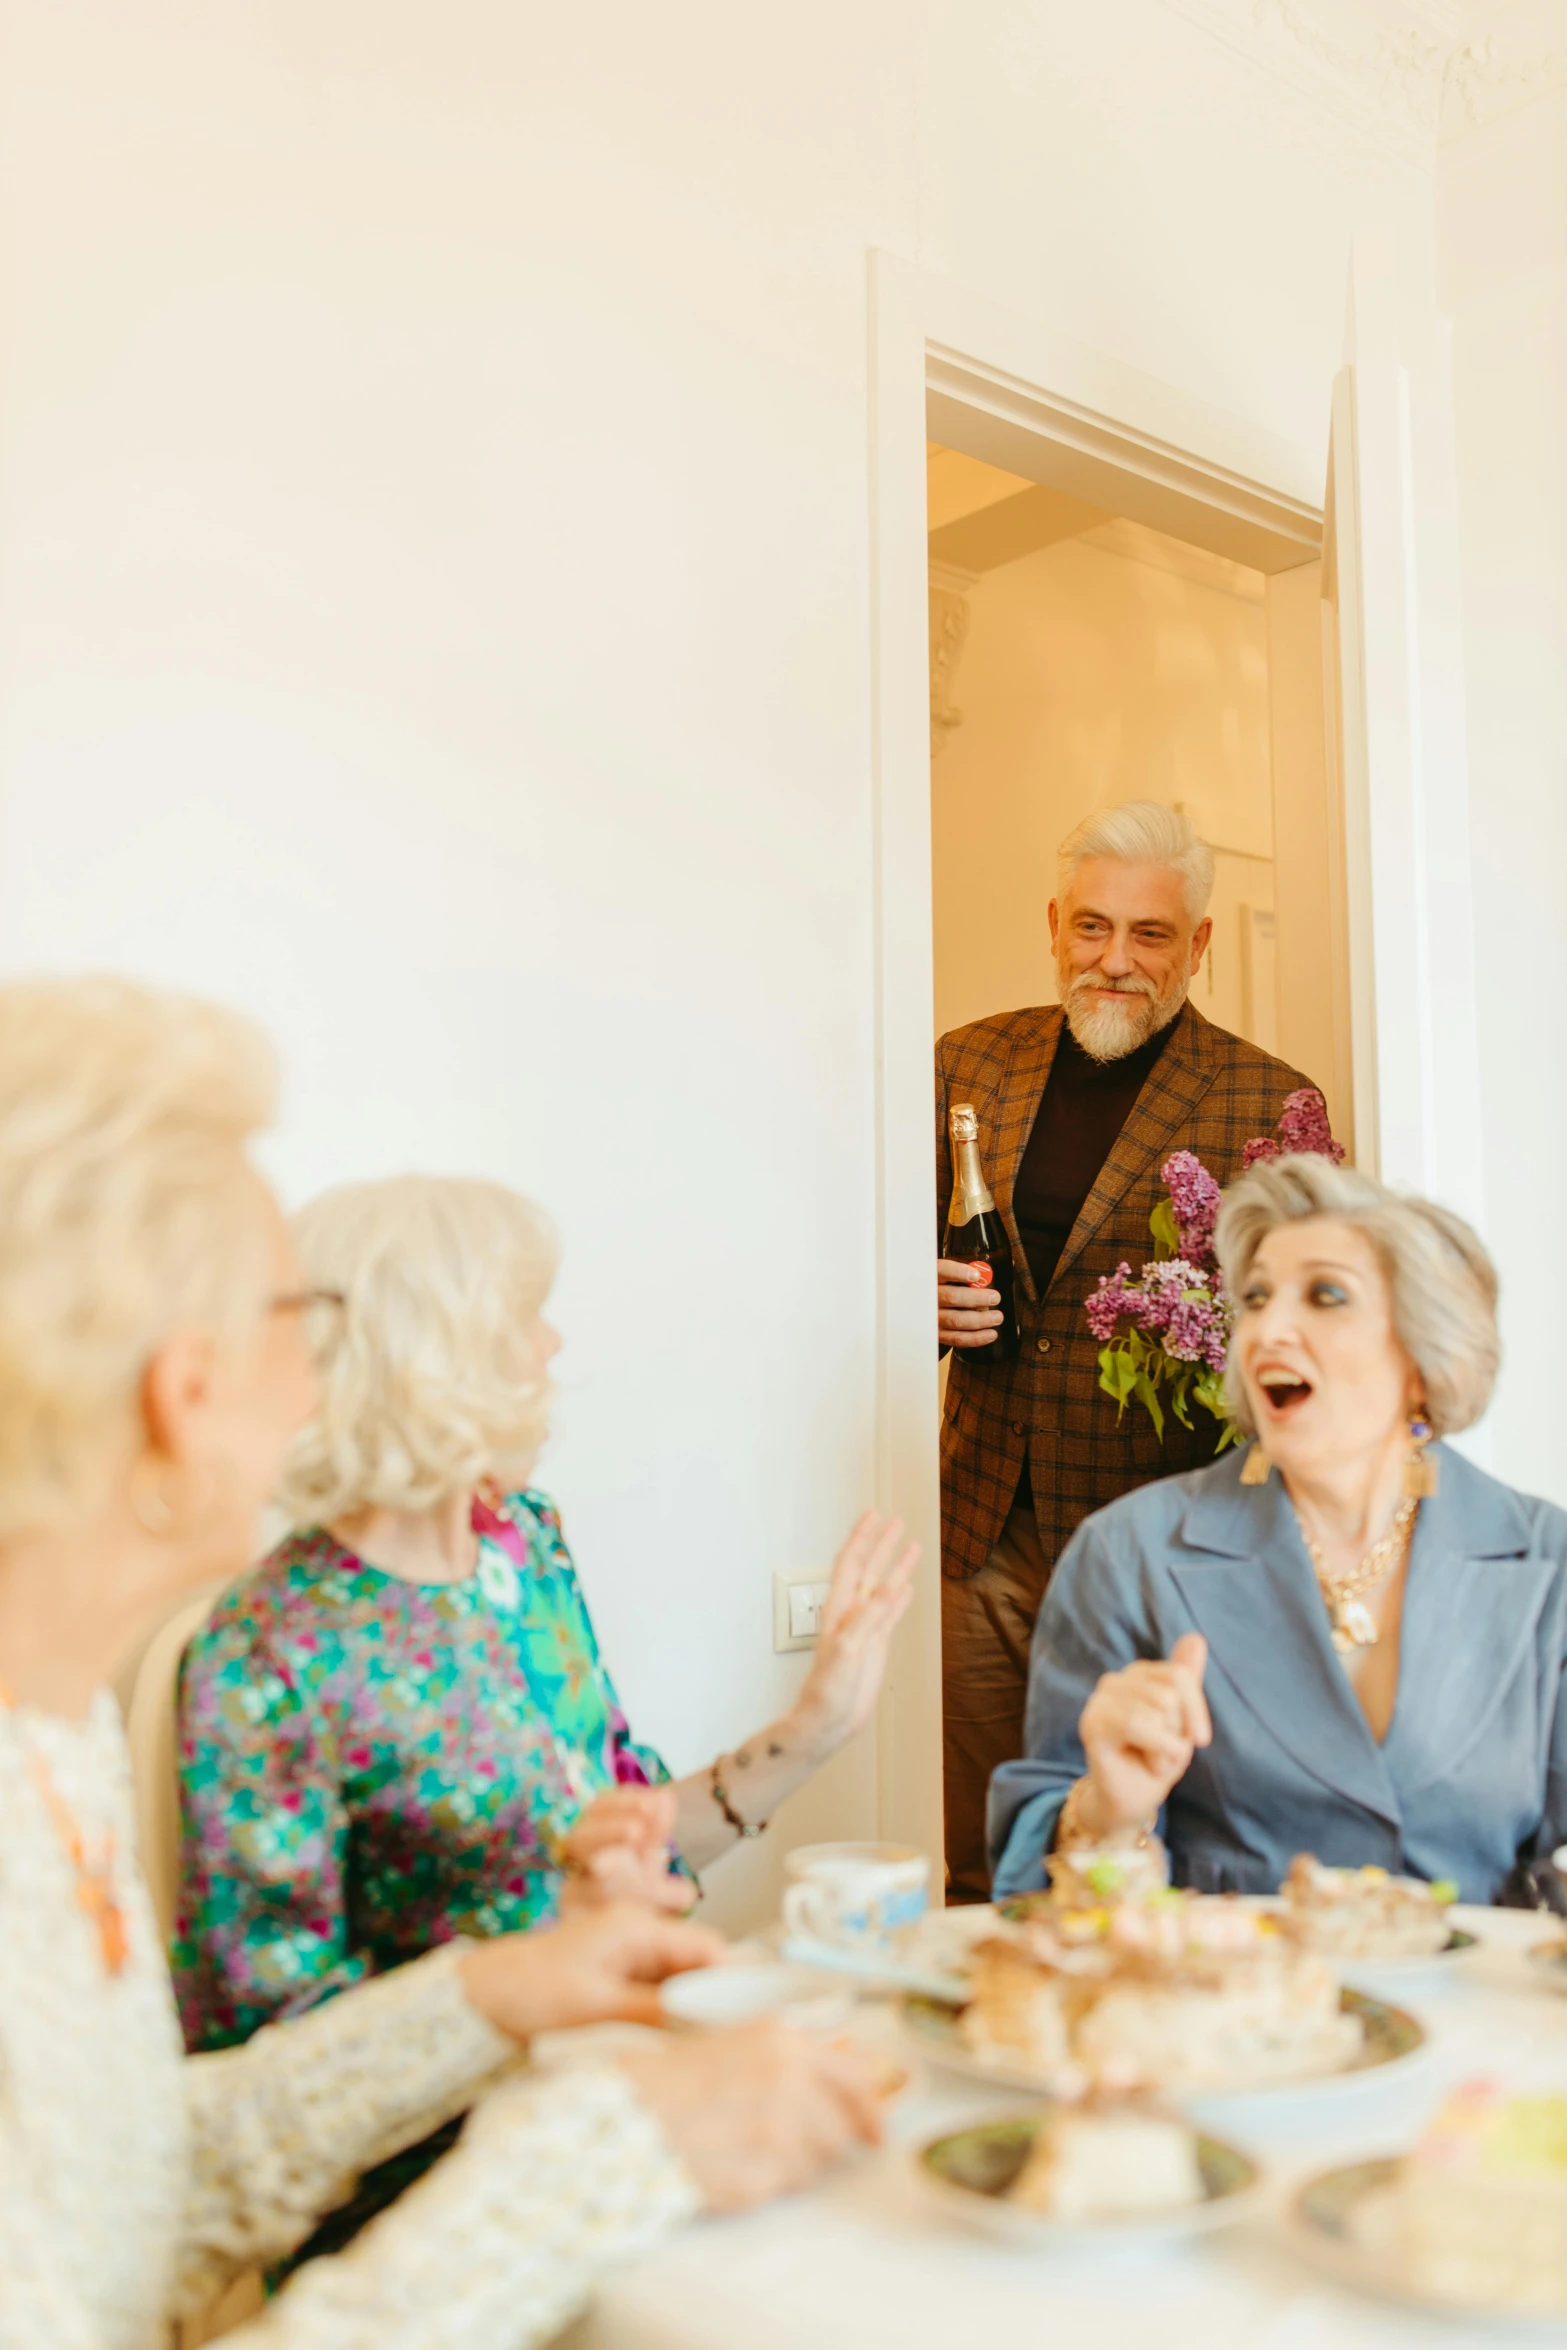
[{"xmin": 269, "ymin": 1287, "xmax": 348, "ymax": 1351}]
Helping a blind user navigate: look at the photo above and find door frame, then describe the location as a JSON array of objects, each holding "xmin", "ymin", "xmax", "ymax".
[{"xmin": 866, "ymin": 251, "xmax": 1340, "ymax": 1864}]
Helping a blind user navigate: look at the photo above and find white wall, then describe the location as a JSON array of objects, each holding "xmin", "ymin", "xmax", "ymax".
[
  {"xmin": 0, "ymin": 0, "xmax": 1440, "ymax": 1921},
  {"xmin": 931, "ymin": 528, "xmax": 1275, "ymax": 1047},
  {"xmin": 1440, "ymin": 79, "xmax": 1567, "ymax": 1507}
]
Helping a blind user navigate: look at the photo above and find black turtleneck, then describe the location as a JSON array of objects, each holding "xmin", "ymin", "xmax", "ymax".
[{"xmin": 1012, "ymin": 1016, "xmax": 1173, "ymax": 1293}]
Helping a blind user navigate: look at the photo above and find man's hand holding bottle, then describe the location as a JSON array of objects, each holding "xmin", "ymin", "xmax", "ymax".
[{"xmin": 937, "ymin": 1258, "xmax": 1004, "ymax": 1349}]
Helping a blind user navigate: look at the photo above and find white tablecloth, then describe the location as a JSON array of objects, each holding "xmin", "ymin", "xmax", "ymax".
[{"xmin": 563, "ymin": 1907, "xmax": 1567, "ymax": 2350}]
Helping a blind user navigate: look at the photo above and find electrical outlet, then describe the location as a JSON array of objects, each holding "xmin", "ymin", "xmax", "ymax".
[{"xmin": 773, "ymin": 1571, "xmax": 831, "ymax": 1653}]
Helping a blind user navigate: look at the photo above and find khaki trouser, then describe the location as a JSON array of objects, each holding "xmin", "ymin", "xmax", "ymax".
[{"xmin": 941, "ymin": 1497, "xmax": 1054, "ymax": 1904}]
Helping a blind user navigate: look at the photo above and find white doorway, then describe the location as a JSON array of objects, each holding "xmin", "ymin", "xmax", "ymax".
[
  {"xmin": 925, "ymin": 443, "xmax": 1350, "ymax": 1138},
  {"xmin": 867, "ymin": 245, "xmax": 1484, "ymax": 1869}
]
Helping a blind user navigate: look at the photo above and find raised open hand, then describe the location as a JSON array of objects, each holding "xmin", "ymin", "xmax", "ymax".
[{"xmin": 789, "ymin": 1510, "xmax": 918, "ymax": 1762}]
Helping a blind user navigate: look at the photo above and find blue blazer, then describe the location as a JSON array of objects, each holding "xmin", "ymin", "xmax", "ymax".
[{"xmin": 989, "ymin": 1444, "xmax": 1567, "ymax": 1905}]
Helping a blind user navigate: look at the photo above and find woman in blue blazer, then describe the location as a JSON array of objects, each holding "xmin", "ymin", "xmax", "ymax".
[{"xmin": 990, "ymin": 1156, "xmax": 1567, "ymax": 1908}]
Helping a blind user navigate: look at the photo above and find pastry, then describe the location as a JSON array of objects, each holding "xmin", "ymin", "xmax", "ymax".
[
  {"xmin": 1385, "ymin": 2082, "xmax": 1567, "ymax": 2310},
  {"xmin": 1010, "ymin": 2103, "xmax": 1202, "ymax": 2222},
  {"xmin": 1282, "ymin": 1855, "xmax": 1455, "ymax": 1959},
  {"xmin": 961, "ymin": 1850, "xmax": 1359, "ymax": 2094}
]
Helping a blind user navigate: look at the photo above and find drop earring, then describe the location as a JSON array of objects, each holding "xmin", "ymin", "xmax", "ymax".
[
  {"xmin": 1404, "ymin": 1412, "xmax": 1438, "ymax": 1500},
  {"xmin": 1239, "ymin": 1441, "xmax": 1272, "ymax": 1486}
]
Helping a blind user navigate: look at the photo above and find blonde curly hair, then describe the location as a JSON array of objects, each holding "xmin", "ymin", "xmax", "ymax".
[
  {"xmin": 0, "ymin": 976, "xmax": 276, "ymax": 1539},
  {"xmin": 277, "ymin": 1175, "xmax": 559, "ymax": 1525}
]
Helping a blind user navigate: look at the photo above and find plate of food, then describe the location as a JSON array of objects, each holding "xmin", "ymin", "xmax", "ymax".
[
  {"xmin": 918, "ymin": 2104, "xmax": 1261, "ymax": 2246},
  {"xmin": 904, "ymin": 1840, "xmax": 1424, "ymax": 2101},
  {"xmin": 902, "ymin": 1976, "xmax": 1421, "ymax": 2101},
  {"xmin": 1292, "ymin": 2084, "xmax": 1567, "ymax": 2328},
  {"xmin": 1277, "ymin": 1856, "xmax": 1475, "ymax": 1977}
]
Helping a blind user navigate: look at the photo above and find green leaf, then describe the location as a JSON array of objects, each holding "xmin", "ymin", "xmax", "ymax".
[
  {"xmin": 1131, "ymin": 1364, "xmax": 1166, "ymax": 1442},
  {"xmin": 1097, "ymin": 1343, "xmax": 1139, "ymax": 1419},
  {"xmin": 1149, "ymin": 1198, "xmax": 1180, "ymax": 1260}
]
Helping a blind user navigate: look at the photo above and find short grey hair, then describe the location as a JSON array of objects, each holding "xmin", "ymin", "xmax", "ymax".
[
  {"xmin": 277, "ymin": 1175, "xmax": 560, "ymax": 1525},
  {"xmin": 1215, "ymin": 1155, "xmax": 1499, "ymax": 1438},
  {"xmin": 1057, "ymin": 800, "xmax": 1216, "ymax": 926}
]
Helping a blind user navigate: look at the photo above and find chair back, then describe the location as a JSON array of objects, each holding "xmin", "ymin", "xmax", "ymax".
[{"xmin": 125, "ymin": 1589, "xmax": 220, "ymax": 1944}]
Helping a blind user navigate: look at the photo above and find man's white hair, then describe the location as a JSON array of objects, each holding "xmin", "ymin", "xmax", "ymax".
[{"xmin": 1057, "ymin": 799, "xmax": 1216, "ymax": 926}]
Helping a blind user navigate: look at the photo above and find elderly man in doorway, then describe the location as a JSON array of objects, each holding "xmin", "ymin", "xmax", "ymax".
[{"xmin": 935, "ymin": 799, "xmax": 1330, "ymax": 1901}]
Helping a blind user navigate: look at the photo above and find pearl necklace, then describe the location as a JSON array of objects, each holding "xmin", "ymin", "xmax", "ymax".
[{"xmin": 1296, "ymin": 1497, "xmax": 1418, "ymax": 1655}]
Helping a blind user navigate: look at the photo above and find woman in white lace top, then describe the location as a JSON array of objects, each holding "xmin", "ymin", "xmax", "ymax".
[{"xmin": 0, "ymin": 978, "xmax": 881, "ymax": 2350}]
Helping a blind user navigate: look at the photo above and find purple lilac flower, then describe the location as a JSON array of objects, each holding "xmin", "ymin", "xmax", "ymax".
[
  {"xmin": 1241, "ymin": 1135, "xmax": 1282, "ymax": 1171},
  {"xmin": 1136, "ymin": 1257, "xmax": 1206, "ymax": 1334},
  {"xmin": 1086, "ymin": 1263, "xmax": 1145, "ymax": 1341},
  {"xmin": 1161, "ymin": 1148, "xmax": 1222, "ymax": 1266},
  {"xmin": 1161, "ymin": 1292, "xmax": 1231, "ymax": 1371},
  {"xmin": 1275, "ymin": 1086, "xmax": 1346, "ymax": 1164}
]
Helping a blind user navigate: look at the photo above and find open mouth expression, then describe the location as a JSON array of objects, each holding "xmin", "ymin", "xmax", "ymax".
[{"xmin": 1254, "ymin": 1362, "xmax": 1314, "ymax": 1423}]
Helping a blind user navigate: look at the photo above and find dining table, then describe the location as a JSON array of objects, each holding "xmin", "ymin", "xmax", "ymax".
[{"xmin": 560, "ymin": 1904, "xmax": 1567, "ymax": 2350}]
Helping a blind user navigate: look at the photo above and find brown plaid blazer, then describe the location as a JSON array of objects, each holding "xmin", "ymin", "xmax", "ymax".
[{"xmin": 936, "ymin": 1001, "xmax": 1323, "ymax": 1583}]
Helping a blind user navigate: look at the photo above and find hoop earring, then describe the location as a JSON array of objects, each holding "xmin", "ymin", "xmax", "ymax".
[
  {"xmin": 129, "ymin": 1457, "xmax": 179, "ymax": 1537},
  {"xmin": 1404, "ymin": 1412, "xmax": 1439, "ymax": 1500},
  {"xmin": 1239, "ymin": 1441, "xmax": 1272, "ymax": 1487}
]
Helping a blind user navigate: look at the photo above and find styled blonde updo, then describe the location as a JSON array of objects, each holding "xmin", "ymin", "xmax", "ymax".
[
  {"xmin": 277, "ymin": 1175, "xmax": 560, "ymax": 1526},
  {"xmin": 1215, "ymin": 1154, "xmax": 1499, "ymax": 1439},
  {"xmin": 0, "ymin": 977, "xmax": 276, "ymax": 1540}
]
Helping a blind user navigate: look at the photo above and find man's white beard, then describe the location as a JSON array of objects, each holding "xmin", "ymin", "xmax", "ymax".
[{"xmin": 1061, "ymin": 967, "xmax": 1189, "ymax": 1062}]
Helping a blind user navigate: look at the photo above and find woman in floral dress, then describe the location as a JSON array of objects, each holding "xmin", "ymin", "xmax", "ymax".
[{"xmin": 173, "ymin": 1176, "xmax": 915, "ymax": 2247}]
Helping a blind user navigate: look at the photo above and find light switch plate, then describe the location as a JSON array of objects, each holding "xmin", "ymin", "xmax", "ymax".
[{"xmin": 773, "ymin": 1571, "xmax": 832, "ymax": 1653}]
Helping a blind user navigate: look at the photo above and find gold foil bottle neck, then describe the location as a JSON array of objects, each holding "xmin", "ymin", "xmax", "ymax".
[{"xmin": 946, "ymin": 1103, "xmax": 995, "ymax": 1224}]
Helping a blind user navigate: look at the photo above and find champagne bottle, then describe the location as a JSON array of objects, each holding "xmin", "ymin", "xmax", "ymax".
[{"xmin": 945, "ymin": 1103, "xmax": 1021, "ymax": 1362}]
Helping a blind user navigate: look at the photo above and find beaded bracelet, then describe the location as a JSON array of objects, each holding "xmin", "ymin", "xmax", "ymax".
[{"xmin": 710, "ymin": 1755, "xmax": 768, "ymax": 1840}]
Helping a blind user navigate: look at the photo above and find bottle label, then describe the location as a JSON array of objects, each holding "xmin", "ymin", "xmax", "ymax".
[{"xmin": 967, "ymin": 1263, "xmax": 994, "ymax": 1287}]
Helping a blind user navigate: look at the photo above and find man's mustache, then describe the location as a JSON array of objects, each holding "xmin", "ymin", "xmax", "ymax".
[{"xmin": 1065, "ymin": 972, "xmax": 1159, "ymax": 1004}]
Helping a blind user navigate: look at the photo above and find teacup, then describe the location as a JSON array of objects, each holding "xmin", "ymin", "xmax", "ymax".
[{"xmin": 782, "ymin": 1841, "xmax": 929, "ymax": 1953}]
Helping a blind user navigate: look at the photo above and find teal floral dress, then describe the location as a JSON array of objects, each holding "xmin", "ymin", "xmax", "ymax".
[{"xmin": 173, "ymin": 1487, "xmax": 668, "ymax": 2057}]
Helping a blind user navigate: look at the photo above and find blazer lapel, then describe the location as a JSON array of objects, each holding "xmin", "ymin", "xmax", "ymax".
[
  {"xmin": 1382, "ymin": 1456, "xmax": 1554, "ymax": 1795},
  {"xmin": 993, "ymin": 1007, "xmax": 1062, "ymax": 1304},
  {"xmin": 1170, "ymin": 1472, "xmax": 1402, "ymax": 1830},
  {"xmin": 1050, "ymin": 1004, "xmax": 1220, "ymax": 1294}
]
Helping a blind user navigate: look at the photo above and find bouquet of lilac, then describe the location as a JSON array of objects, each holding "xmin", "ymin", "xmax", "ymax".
[{"xmin": 1084, "ymin": 1089, "xmax": 1343, "ymax": 1446}]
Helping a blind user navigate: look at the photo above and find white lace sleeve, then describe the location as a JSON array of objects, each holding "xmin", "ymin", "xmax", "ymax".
[
  {"xmin": 0, "ymin": 2123, "xmax": 102, "ymax": 2350},
  {"xmin": 176, "ymin": 1941, "xmax": 517, "ymax": 2303},
  {"xmin": 220, "ymin": 2064, "xmax": 700, "ymax": 2350}
]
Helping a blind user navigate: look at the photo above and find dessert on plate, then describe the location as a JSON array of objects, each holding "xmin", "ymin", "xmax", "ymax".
[
  {"xmin": 1009, "ymin": 2102, "xmax": 1201, "ymax": 2222},
  {"xmin": 1377, "ymin": 2082, "xmax": 1567, "ymax": 2311},
  {"xmin": 1281, "ymin": 1855, "xmax": 1456, "ymax": 1959},
  {"xmin": 964, "ymin": 1841, "xmax": 1360, "ymax": 2094}
]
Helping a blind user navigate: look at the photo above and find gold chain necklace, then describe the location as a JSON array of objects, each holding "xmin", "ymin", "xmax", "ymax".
[
  {"xmin": 0, "ymin": 1675, "xmax": 128, "ymax": 1976},
  {"xmin": 1296, "ymin": 1498, "xmax": 1418, "ymax": 1655}
]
